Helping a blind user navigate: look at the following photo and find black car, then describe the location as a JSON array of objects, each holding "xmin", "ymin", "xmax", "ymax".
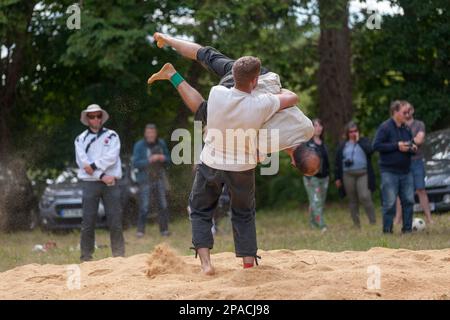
[
  {"xmin": 38, "ymin": 162, "xmax": 139, "ymax": 230},
  {"xmin": 414, "ymin": 128, "xmax": 450, "ymax": 213}
]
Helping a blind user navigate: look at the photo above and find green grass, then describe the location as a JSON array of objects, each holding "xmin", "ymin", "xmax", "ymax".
[{"xmin": 0, "ymin": 204, "xmax": 449, "ymax": 273}]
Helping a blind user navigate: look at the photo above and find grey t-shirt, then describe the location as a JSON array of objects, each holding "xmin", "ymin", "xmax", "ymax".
[{"xmin": 408, "ymin": 119, "xmax": 425, "ymax": 160}]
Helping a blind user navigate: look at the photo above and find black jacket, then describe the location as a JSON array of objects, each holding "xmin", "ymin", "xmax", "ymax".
[
  {"xmin": 334, "ymin": 137, "xmax": 376, "ymax": 197},
  {"xmin": 372, "ymin": 118, "xmax": 413, "ymax": 174}
]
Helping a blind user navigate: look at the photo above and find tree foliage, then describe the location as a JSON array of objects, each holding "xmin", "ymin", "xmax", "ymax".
[{"xmin": 353, "ymin": 0, "xmax": 449, "ymax": 135}]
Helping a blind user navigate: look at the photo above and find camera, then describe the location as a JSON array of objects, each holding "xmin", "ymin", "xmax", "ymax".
[
  {"xmin": 405, "ymin": 140, "xmax": 416, "ymax": 153},
  {"xmin": 344, "ymin": 159, "xmax": 354, "ymax": 167}
]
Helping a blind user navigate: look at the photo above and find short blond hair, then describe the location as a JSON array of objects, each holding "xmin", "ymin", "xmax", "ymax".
[{"xmin": 232, "ymin": 56, "xmax": 261, "ymax": 87}]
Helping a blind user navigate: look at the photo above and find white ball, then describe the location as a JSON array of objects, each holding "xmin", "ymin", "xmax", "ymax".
[{"xmin": 412, "ymin": 218, "xmax": 426, "ymax": 232}]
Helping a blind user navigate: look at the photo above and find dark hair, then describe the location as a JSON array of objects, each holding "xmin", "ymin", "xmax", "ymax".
[
  {"xmin": 390, "ymin": 100, "xmax": 404, "ymax": 115},
  {"xmin": 344, "ymin": 121, "xmax": 358, "ymax": 140},
  {"xmin": 144, "ymin": 123, "xmax": 158, "ymax": 141},
  {"xmin": 232, "ymin": 56, "xmax": 261, "ymax": 87},
  {"xmin": 293, "ymin": 143, "xmax": 321, "ymax": 176},
  {"xmin": 145, "ymin": 123, "xmax": 157, "ymax": 130},
  {"xmin": 312, "ymin": 118, "xmax": 324, "ymax": 141}
]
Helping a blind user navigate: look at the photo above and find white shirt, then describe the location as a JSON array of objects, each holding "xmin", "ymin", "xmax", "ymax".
[
  {"xmin": 256, "ymin": 72, "xmax": 314, "ymax": 154},
  {"xmin": 200, "ymin": 85, "xmax": 280, "ymax": 171},
  {"xmin": 74, "ymin": 127, "xmax": 122, "ymax": 181}
]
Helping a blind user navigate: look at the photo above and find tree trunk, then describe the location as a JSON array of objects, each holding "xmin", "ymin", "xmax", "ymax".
[
  {"xmin": 0, "ymin": 1, "xmax": 36, "ymax": 162},
  {"xmin": 318, "ymin": 0, "xmax": 352, "ymax": 144}
]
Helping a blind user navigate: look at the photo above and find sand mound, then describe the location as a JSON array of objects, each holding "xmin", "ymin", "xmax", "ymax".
[
  {"xmin": 146, "ymin": 243, "xmax": 195, "ymax": 278},
  {"xmin": 0, "ymin": 246, "xmax": 449, "ymax": 300}
]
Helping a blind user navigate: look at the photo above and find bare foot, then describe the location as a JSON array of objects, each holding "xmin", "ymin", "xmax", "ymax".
[
  {"xmin": 197, "ymin": 248, "xmax": 215, "ymax": 276},
  {"xmin": 201, "ymin": 264, "xmax": 215, "ymax": 276},
  {"xmin": 153, "ymin": 32, "xmax": 169, "ymax": 48},
  {"xmin": 147, "ymin": 63, "xmax": 176, "ymax": 84}
]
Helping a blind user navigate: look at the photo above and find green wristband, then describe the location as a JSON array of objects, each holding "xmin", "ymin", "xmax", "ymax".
[{"xmin": 170, "ymin": 72, "xmax": 185, "ymax": 88}]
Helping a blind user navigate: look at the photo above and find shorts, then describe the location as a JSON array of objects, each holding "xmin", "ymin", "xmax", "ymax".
[{"xmin": 410, "ymin": 158, "xmax": 426, "ymax": 191}]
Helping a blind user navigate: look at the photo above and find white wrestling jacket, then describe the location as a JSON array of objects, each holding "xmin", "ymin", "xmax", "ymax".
[
  {"xmin": 255, "ymin": 72, "xmax": 314, "ymax": 154},
  {"xmin": 74, "ymin": 127, "xmax": 122, "ymax": 181}
]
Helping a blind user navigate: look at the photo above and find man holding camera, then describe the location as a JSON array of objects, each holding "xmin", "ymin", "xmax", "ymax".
[{"xmin": 373, "ymin": 100, "xmax": 417, "ymax": 233}]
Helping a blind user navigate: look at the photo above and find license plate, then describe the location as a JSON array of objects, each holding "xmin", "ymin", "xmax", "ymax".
[{"xmin": 60, "ymin": 208, "xmax": 83, "ymax": 218}]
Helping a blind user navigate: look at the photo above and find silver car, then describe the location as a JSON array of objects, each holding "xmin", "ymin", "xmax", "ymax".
[
  {"xmin": 39, "ymin": 165, "xmax": 139, "ymax": 230},
  {"xmin": 414, "ymin": 128, "xmax": 450, "ymax": 213}
]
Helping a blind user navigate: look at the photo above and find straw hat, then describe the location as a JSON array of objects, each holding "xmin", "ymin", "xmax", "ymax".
[{"xmin": 80, "ymin": 104, "xmax": 109, "ymax": 126}]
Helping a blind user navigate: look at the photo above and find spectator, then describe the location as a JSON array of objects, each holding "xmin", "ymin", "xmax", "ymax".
[
  {"xmin": 303, "ymin": 119, "xmax": 329, "ymax": 232},
  {"xmin": 335, "ymin": 121, "xmax": 376, "ymax": 228},
  {"xmin": 394, "ymin": 102, "xmax": 433, "ymax": 224},
  {"xmin": 75, "ymin": 104, "xmax": 125, "ymax": 261},
  {"xmin": 132, "ymin": 124, "xmax": 171, "ymax": 238},
  {"xmin": 373, "ymin": 100, "xmax": 417, "ymax": 233}
]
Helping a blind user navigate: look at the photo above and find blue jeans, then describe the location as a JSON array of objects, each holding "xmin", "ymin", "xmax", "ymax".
[
  {"xmin": 410, "ymin": 158, "xmax": 426, "ymax": 191},
  {"xmin": 137, "ymin": 179, "xmax": 168, "ymax": 233},
  {"xmin": 380, "ymin": 171, "xmax": 414, "ymax": 233}
]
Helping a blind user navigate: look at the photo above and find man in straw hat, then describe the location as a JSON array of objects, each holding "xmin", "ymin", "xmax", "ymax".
[{"xmin": 75, "ymin": 104, "xmax": 125, "ymax": 261}]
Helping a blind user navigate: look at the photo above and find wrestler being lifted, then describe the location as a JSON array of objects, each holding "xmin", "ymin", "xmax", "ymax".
[{"xmin": 149, "ymin": 32, "xmax": 320, "ymax": 176}]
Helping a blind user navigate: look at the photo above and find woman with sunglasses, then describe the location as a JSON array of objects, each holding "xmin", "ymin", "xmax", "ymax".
[{"xmin": 335, "ymin": 121, "xmax": 376, "ymax": 228}]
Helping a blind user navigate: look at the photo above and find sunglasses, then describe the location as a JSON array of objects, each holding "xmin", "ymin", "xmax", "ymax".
[
  {"xmin": 87, "ymin": 114, "xmax": 103, "ymax": 120},
  {"xmin": 348, "ymin": 129, "xmax": 359, "ymax": 133}
]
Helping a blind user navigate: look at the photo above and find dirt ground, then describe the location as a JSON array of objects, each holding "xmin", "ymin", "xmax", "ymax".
[{"xmin": 0, "ymin": 244, "xmax": 449, "ymax": 300}]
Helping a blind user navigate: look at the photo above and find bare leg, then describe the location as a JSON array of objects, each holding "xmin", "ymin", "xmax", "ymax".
[
  {"xmin": 394, "ymin": 197, "xmax": 402, "ymax": 225},
  {"xmin": 417, "ymin": 189, "xmax": 433, "ymax": 223},
  {"xmin": 148, "ymin": 63, "xmax": 205, "ymax": 113},
  {"xmin": 197, "ymin": 248, "xmax": 215, "ymax": 275},
  {"xmin": 153, "ymin": 32, "xmax": 202, "ymax": 61}
]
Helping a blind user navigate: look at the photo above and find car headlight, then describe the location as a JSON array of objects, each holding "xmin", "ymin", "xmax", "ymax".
[
  {"xmin": 41, "ymin": 196, "xmax": 55, "ymax": 208},
  {"xmin": 443, "ymin": 176, "xmax": 450, "ymax": 185}
]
